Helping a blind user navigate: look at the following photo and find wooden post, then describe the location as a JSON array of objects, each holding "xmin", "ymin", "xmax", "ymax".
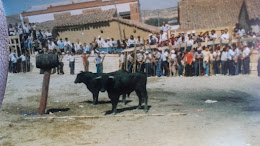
[
  {"xmin": 133, "ymin": 42, "xmax": 137, "ymax": 73},
  {"xmin": 229, "ymin": 23, "xmax": 232, "ymax": 45},
  {"xmin": 38, "ymin": 69, "xmax": 51, "ymax": 115},
  {"xmin": 213, "ymin": 39, "xmax": 215, "ymax": 51},
  {"xmin": 220, "ymin": 39, "xmax": 223, "ymax": 49},
  {"xmin": 125, "ymin": 52, "xmax": 129, "ymax": 72}
]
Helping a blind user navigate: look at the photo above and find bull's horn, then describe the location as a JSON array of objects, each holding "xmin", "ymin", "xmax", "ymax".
[
  {"xmin": 94, "ymin": 76, "xmax": 102, "ymax": 80},
  {"xmin": 109, "ymin": 76, "xmax": 114, "ymax": 79}
]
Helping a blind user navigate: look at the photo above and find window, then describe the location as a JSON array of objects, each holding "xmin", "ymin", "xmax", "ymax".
[{"xmin": 119, "ymin": 11, "xmax": 131, "ymax": 20}]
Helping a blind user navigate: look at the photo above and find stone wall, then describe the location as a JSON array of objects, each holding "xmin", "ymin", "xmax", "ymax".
[
  {"xmin": 130, "ymin": 3, "xmax": 140, "ymax": 22},
  {"xmin": 56, "ymin": 21, "xmax": 152, "ymax": 45}
]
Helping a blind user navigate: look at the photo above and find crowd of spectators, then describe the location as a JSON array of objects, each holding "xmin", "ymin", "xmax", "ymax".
[
  {"xmin": 122, "ymin": 42, "xmax": 260, "ymax": 77},
  {"xmin": 7, "ymin": 21, "xmax": 260, "ymax": 77}
]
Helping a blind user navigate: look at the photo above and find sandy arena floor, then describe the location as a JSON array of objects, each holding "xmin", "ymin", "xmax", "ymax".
[{"xmin": 1, "ymin": 72, "xmax": 260, "ymax": 146}]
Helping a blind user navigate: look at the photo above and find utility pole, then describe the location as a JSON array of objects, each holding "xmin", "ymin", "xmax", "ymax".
[
  {"xmin": 112, "ymin": 0, "xmax": 123, "ymax": 42},
  {"xmin": 138, "ymin": 0, "xmax": 142, "ymax": 23}
]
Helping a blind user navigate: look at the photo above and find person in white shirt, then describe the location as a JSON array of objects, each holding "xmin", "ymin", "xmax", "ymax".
[
  {"xmin": 144, "ymin": 51, "xmax": 152, "ymax": 77},
  {"xmin": 148, "ymin": 34, "xmax": 158, "ymax": 45},
  {"xmin": 45, "ymin": 29, "xmax": 52, "ymax": 39},
  {"xmin": 11, "ymin": 53, "xmax": 18, "ymax": 73},
  {"xmin": 161, "ymin": 50, "xmax": 169, "ymax": 76},
  {"xmin": 136, "ymin": 36, "xmax": 143, "ymax": 46},
  {"xmin": 219, "ymin": 30, "xmax": 225, "ymax": 40},
  {"xmin": 19, "ymin": 53, "xmax": 27, "ymax": 73},
  {"xmin": 119, "ymin": 52, "xmax": 125, "ymax": 70},
  {"xmin": 137, "ymin": 50, "xmax": 145, "ymax": 72},
  {"xmin": 23, "ymin": 23, "xmax": 30, "ymax": 36},
  {"xmin": 75, "ymin": 39, "xmax": 82, "ymax": 53},
  {"xmin": 128, "ymin": 35, "xmax": 136, "ymax": 48},
  {"xmin": 209, "ymin": 48, "xmax": 214, "ymax": 75},
  {"xmin": 67, "ymin": 53, "xmax": 75, "ymax": 75},
  {"xmin": 227, "ymin": 46, "xmax": 235, "ymax": 75},
  {"xmin": 64, "ymin": 38, "xmax": 72, "ymax": 53},
  {"xmin": 161, "ymin": 21, "xmax": 171, "ymax": 33},
  {"xmin": 102, "ymin": 39, "xmax": 111, "ymax": 48},
  {"xmin": 97, "ymin": 35, "xmax": 104, "ymax": 48},
  {"xmin": 233, "ymin": 44, "xmax": 241, "ymax": 75},
  {"xmin": 48, "ymin": 40, "xmax": 56, "ymax": 52},
  {"xmin": 242, "ymin": 42, "xmax": 251, "ymax": 74},
  {"xmin": 169, "ymin": 50, "xmax": 177, "ymax": 76},
  {"xmin": 209, "ymin": 30, "xmax": 217, "ymax": 40},
  {"xmin": 188, "ymin": 36, "xmax": 194, "ymax": 46},
  {"xmin": 221, "ymin": 29, "xmax": 229, "ymax": 41},
  {"xmin": 221, "ymin": 46, "xmax": 229, "ymax": 75},
  {"xmin": 127, "ymin": 52, "xmax": 134, "ymax": 73},
  {"xmin": 213, "ymin": 47, "xmax": 221, "ymax": 75},
  {"xmin": 184, "ymin": 32, "xmax": 190, "ymax": 43},
  {"xmin": 159, "ymin": 30, "xmax": 168, "ymax": 47}
]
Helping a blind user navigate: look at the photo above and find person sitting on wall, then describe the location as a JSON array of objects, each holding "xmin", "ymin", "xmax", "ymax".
[{"xmin": 128, "ymin": 35, "xmax": 136, "ymax": 48}]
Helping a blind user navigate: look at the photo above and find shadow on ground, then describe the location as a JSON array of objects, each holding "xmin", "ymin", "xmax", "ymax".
[
  {"xmin": 46, "ymin": 108, "xmax": 70, "ymax": 114},
  {"xmin": 105, "ymin": 106, "xmax": 152, "ymax": 115}
]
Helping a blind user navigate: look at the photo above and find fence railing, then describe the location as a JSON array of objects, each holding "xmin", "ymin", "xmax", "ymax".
[{"xmin": 122, "ymin": 37, "xmax": 260, "ymax": 73}]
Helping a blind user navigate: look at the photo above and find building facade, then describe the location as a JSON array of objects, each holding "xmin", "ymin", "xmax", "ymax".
[{"xmin": 21, "ymin": 0, "xmax": 140, "ymax": 23}]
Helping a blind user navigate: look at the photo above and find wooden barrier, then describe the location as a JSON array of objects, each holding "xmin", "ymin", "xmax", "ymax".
[{"xmin": 122, "ymin": 37, "xmax": 260, "ymax": 53}]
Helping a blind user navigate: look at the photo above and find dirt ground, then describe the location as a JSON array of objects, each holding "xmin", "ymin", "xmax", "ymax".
[{"xmin": 1, "ymin": 72, "xmax": 260, "ymax": 146}]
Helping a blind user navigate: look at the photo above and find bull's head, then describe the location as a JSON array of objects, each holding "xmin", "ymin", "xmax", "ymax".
[
  {"xmin": 94, "ymin": 75, "xmax": 114, "ymax": 92},
  {"xmin": 74, "ymin": 72, "xmax": 84, "ymax": 84}
]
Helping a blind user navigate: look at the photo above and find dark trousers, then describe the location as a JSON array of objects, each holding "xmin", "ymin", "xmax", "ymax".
[
  {"xmin": 194, "ymin": 61, "xmax": 203, "ymax": 76},
  {"xmin": 137, "ymin": 62, "xmax": 144, "ymax": 73},
  {"xmin": 145, "ymin": 63, "xmax": 152, "ymax": 77},
  {"xmin": 227, "ymin": 60, "xmax": 235, "ymax": 75},
  {"xmin": 213, "ymin": 61, "xmax": 220, "ymax": 75},
  {"xmin": 185, "ymin": 64, "xmax": 193, "ymax": 77},
  {"xmin": 178, "ymin": 65, "xmax": 183, "ymax": 76},
  {"xmin": 128, "ymin": 61, "xmax": 132, "ymax": 73},
  {"xmin": 96, "ymin": 64, "xmax": 101, "ymax": 73},
  {"xmin": 162, "ymin": 61, "xmax": 169, "ymax": 76},
  {"xmin": 12, "ymin": 63, "xmax": 17, "ymax": 73},
  {"xmin": 26, "ymin": 59, "xmax": 30, "ymax": 72},
  {"xmin": 258, "ymin": 59, "xmax": 260, "ymax": 77},
  {"xmin": 69, "ymin": 61, "xmax": 75, "ymax": 75},
  {"xmin": 242, "ymin": 57, "xmax": 250, "ymax": 74},
  {"xmin": 22, "ymin": 61, "xmax": 26, "ymax": 73},
  {"xmin": 58, "ymin": 62, "xmax": 64, "ymax": 74},
  {"xmin": 221, "ymin": 61, "xmax": 227, "ymax": 75},
  {"xmin": 235, "ymin": 59, "xmax": 241, "ymax": 75},
  {"xmin": 9, "ymin": 61, "xmax": 12, "ymax": 72}
]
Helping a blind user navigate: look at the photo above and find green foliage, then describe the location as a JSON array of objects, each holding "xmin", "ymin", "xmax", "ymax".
[{"xmin": 145, "ymin": 17, "xmax": 178, "ymax": 26}]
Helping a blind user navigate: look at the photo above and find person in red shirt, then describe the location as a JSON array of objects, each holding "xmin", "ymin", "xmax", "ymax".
[
  {"xmin": 185, "ymin": 49, "xmax": 194, "ymax": 76},
  {"xmin": 81, "ymin": 52, "xmax": 90, "ymax": 72}
]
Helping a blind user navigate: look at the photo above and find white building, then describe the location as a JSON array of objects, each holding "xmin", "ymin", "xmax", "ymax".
[{"xmin": 22, "ymin": 0, "xmax": 141, "ymax": 23}]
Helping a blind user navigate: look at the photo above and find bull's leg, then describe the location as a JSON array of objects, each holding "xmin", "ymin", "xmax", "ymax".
[
  {"xmin": 142, "ymin": 90, "xmax": 149, "ymax": 113},
  {"xmin": 121, "ymin": 94, "xmax": 126, "ymax": 105},
  {"xmin": 92, "ymin": 92, "xmax": 99, "ymax": 105},
  {"xmin": 111, "ymin": 95, "xmax": 120, "ymax": 115},
  {"xmin": 135, "ymin": 90, "xmax": 142, "ymax": 109}
]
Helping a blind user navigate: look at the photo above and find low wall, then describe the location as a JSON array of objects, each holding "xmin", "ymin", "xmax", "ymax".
[{"xmin": 30, "ymin": 54, "xmax": 120, "ymax": 74}]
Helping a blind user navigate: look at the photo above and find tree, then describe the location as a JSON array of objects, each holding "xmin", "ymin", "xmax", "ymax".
[{"xmin": 145, "ymin": 17, "xmax": 178, "ymax": 26}]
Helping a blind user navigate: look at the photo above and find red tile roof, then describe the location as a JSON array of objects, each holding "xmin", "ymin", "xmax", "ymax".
[
  {"xmin": 245, "ymin": 0, "xmax": 260, "ymax": 20},
  {"xmin": 179, "ymin": 0, "xmax": 244, "ymax": 29},
  {"xmin": 36, "ymin": 9, "xmax": 159, "ymax": 33}
]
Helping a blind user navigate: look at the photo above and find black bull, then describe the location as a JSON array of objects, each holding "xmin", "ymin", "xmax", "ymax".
[
  {"xmin": 95, "ymin": 73, "xmax": 149, "ymax": 114},
  {"xmin": 74, "ymin": 70, "xmax": 129, "ymax": 105}
]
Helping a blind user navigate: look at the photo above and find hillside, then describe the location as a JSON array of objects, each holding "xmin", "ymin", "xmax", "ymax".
[{"xmin": 141, "ymin": 7, "xmax": 178, "ymax": 22}]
